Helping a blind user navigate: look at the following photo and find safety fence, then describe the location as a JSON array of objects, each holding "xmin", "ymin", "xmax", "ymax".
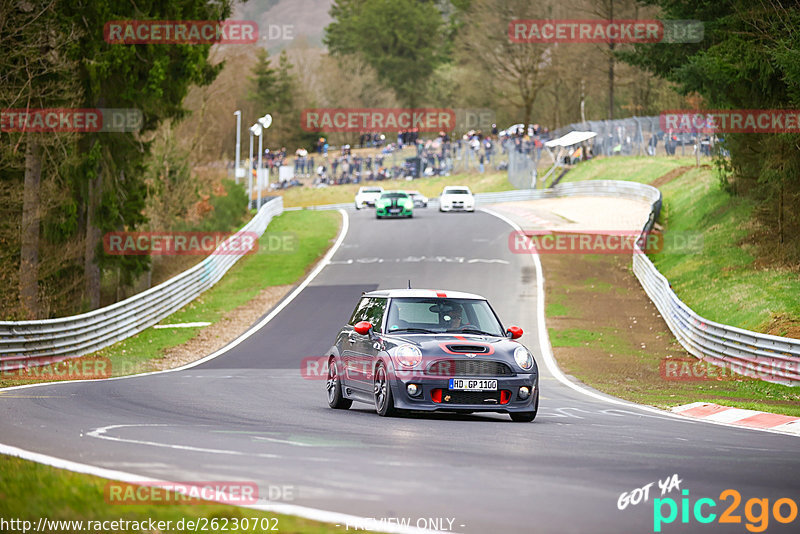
[{"xmin": 0, "ymin": 198, "xmax": 284, "ymax": 371}]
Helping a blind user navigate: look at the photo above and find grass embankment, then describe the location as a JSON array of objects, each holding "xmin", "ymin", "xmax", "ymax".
[
  {"xmin": 565, "ymin": 155, "xmax": 800, "ymax": 332},
  {"xmin": 559, "ymin": 155, "xmax": 698, "ymax": 184},
  {"xmin": 0, "ymin": 455, "xmax": 346, "ymax": 534},
  {"xmin": 273, "ymin": 170, "xmax": 513, "ymax": 208},
  {"xmin": 0, "ymin": 210, "xmax": 340, "ymax": 388},
  {"xmin": 543, "ymin": 155, "xmax": 800, "ymax": 415}
]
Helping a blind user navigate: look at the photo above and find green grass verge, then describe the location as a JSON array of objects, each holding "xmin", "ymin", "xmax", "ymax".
[
  {"xmin": 549, "ymin": 325, "xmax": 800, "ymax": 416},
  {"xmin": 0, "ymin": 455, "xmax": 348, "ymax": 533},
  {"xmin": 273, "ymin": 170, "xmax": 514, "ymax": 208},
  {"xmin": 0, "ymin": 210, "xmax": 340, "ymax": 387},
  {"xmin": 559, "ymin": 155, "xmax": 697, "ymax": 184},
  {"xmin": 650, "ymin": 167, "xmax": 800, "ymax": 332}
]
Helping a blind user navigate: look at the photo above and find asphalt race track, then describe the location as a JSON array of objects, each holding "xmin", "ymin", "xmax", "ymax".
[{"xmin": 1, "ymin": 208, "xmax": 799, "ymax": 533}]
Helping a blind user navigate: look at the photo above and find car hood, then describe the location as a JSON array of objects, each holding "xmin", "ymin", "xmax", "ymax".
[{"xmin": 383, "ymin": 332, "xmax": 522, "ymax": 356}]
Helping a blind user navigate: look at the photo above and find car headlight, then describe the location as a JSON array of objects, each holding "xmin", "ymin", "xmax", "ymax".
[
  {"xmin": 514, "ymin": 346, "xmax": 533, "ymax": 370},
  {"xmin": 394, "ymin": 344, "xmax": 422, "ymax": 368}
]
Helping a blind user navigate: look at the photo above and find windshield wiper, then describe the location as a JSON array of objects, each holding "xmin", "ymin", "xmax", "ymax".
[
  {"xmin": 448, "ymin": 328, "xmax": 497, "ymax": 336},
  {"xmin": 391, "ymin": 328, "xmax": 437, "ymax": 334}
]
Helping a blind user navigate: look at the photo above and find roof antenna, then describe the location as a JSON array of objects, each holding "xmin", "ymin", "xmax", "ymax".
[{"xmin": 407, "ymin": 279, "xmax": 412, "ymax": 289}]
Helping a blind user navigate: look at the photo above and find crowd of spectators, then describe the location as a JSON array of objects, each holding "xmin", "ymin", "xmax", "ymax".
[{"xmin": 242, "ymin": 122, "xmax": 554, "ymax": 190}]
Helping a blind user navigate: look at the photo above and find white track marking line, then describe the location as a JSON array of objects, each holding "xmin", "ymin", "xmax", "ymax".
[
  {"xmin": 480, "ymin": 206, "xmax": 799, "ymax": 438},
  {"xmin": 87, "ymin": 424, "xmax": 280, "ymax": 458},
  {"xmin": 0, "ymin": 441, "xmax": 442, "ymax": 534},
  {"xmin": 0, "ymin": 210, "xmax": 448, "ymax": 534}
]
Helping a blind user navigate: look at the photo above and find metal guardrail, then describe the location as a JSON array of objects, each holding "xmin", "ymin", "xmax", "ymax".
[
  {"xmin": 5, "ymin": 179, "xmax": 797, "ymax": 385},
  {"xmin": 0, "ymin": 197, "xmax": 284, "ymax": 370},
  {"xmin": 613, "ymin": 186, "xmax": 799, "ymax": 385},
  {"xmin": 633, "ymin": 252, "xmax": 800, "ymax": 385},
  {"xmin": 283, "ymin": 181, "xmax": 661, "ymax": 212}
]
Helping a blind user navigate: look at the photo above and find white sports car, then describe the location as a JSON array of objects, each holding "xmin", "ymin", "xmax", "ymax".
[
  {"xmin": 439, "ymin": 186, "xmax": 475, "ymax": 212},
  {"xmin": 354, "ymin": 186, "xmax": 384, "ymax": 209}
]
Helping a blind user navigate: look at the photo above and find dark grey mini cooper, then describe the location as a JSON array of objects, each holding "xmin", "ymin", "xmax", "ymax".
[{"xmin": 326, "ymin": 289, "xmax": 539, "ymax": 422}]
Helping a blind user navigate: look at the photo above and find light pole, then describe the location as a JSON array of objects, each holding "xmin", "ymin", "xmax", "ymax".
[
  {"xmin": 234, "ymin": 110, "xmax": 241, "ymax": 185},
  {"xmin": 254, "ymin": 114, "xmax": 272, "ymax": 210},
  {"xmin": 249, "ymin": 124, "xmax": 261, "ymax": 210},
  {"xmin": 257, "ymin": 126, "xmax": 264, "ymax": 210}
]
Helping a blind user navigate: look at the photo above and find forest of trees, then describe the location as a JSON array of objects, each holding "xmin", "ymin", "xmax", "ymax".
[{"xmin": 1, "ymin": 0, "xmax": 798, "ymax": 320}]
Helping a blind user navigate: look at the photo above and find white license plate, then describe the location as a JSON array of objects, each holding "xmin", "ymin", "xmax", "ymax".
[{"xmin": 448, "ymin": 378, "xmax": 497, "ymax": 391}]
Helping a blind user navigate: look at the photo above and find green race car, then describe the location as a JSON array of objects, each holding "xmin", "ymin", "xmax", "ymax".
[{"xmin": 375, "ymin": 191, "xmax": 414, "ymax": 219}]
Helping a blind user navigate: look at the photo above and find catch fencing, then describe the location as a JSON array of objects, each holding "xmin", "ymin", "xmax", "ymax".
[{"xmin": 0, "ymin": 198, "xmax": 284, "ymax": 371}]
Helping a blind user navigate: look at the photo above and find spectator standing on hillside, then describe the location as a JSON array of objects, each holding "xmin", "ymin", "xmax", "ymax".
[
  {"xmin": 648, "ymin": 134, "xmax": 658, "ymax": 156},
  {"xmin": 483, "ymin": 136, "xmax": 494, "ymax": 165}
]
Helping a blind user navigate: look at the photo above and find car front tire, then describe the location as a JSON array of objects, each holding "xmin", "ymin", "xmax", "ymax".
[
  {"xmin": 326, "ymin": 358, "xmax": 352, "ymax": 410},
  {"xmin": 374, "ymin": 362, "xmax": 397, "ymax": 417}
]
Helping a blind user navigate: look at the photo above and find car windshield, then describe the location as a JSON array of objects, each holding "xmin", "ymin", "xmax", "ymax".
[
  {"xmin": 385, "ymin": 297, "xmax": 504, "ymax": 336},
  {"xmin": 381, "ymin": 192, "xmax": 408, "ymax": 199},
  {"xmin": 445, "ymin": 189, "xmax": 470, "ymax": 195},
  {"xmin": 362, "ymin": 188, "xmax": 382, "ymax": 193}
]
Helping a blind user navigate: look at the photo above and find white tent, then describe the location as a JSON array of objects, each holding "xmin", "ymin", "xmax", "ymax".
[
  {"xmin": 544, "ymin": 130, "xmax": 597, "ymax": 148},
  {"xmin": 540, "ymin": 130, "xmax": 597, "ymax": 186}
]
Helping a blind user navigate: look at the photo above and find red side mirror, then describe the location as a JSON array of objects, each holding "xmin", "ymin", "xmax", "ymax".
[
  {"xmin": 354, "ymin": 321, "xmax": 373, "ymax": 335},
  {"xmin": 507, "ymin": 326, "xmax": 523, "ymax": 339}
]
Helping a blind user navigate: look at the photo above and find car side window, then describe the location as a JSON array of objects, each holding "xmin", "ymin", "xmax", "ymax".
[
  {"xmin": 348, "ymin": 297, "xmax": 387, "ymax": 330},
  {"xmin": 364, "ymin": 298, "xmax": 387, "ymax": 331},
  {"xmin": 349, "ymin": 298, "xmax": 372, "ymax": 325}
]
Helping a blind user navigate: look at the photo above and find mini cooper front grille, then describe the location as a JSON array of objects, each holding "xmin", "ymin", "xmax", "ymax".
[
  {"xmin": 426, "ymin": 360, "xmax": 514, "ymax": 377},
  {"xmin": 446, "ymin": 344, "xmax": 490, "ymax": 354}
]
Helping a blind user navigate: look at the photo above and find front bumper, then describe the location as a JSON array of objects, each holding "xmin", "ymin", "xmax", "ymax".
[
  {"xmin": 377, "ymin": 206, "xmax": 412, "ymax": 217},
  {"xmin": 440, "ymin": 203, "xmax": 475, "ymax": 212},
  {"xmin": 388, "ymin": 373, "xmax": 538, "ymax": 413}
]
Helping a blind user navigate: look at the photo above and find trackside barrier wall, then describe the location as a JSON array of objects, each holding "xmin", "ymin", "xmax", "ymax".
[{"xmin": 0, "ymin": 197, "xmax": 284, "ymax": 370}]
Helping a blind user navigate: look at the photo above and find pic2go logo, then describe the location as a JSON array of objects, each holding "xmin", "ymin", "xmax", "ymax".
[{"xmin": 653, "ymin": 489, "xmax": 799, "ymax": 532}]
